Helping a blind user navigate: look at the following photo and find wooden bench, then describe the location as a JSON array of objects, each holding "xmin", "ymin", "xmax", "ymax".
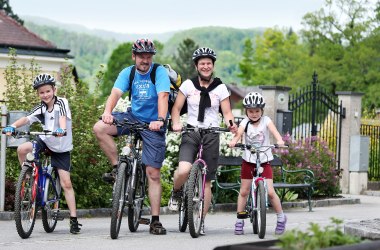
[{"xmin": 213, "ymin": 155, "xmax": 315, "ymax": 211}]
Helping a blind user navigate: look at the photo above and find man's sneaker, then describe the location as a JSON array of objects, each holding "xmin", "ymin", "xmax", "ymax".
[
  {"xmin": 234, "ymin": 220, "xmax": 244, "ymax": 235},
  {"xmin": 275, "ymin": 215, "xmax": 287, "ymax": 235},
  {"xmin": 102, "ymin": 168, "xmax": 117, "ymax": 184},
  {"xmin": 168, "ymin": 189, "xmax": 182, "ymax": 211},
  {"xmin": 149, "ymin": 221, "xmax": 167, "ymax": 235},
  {"xmin": 70, "ymin": 219, "xmax": 82, "ymax": 234}
]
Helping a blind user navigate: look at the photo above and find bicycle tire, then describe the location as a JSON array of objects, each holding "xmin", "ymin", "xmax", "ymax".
[
  {"xmin": 187, "ymin": 162, "xmax": 204, "ymax": 238},
  {"xmin": 128, "ymin": 160, "xmax": 145, "ymax": 232},
  {"xmin": 14, "ymin": 165, "xmax": 37, "ymax": 239},
  {"xmin": 247, "ymin": 191, "xmax": 258, "ymax": 234},
  {"xmin": 110, "ymin": 162, "xmax": 128, "ymax": 239},
  {"xmin": 256, "ymin": 180, "xmax": 266, "ymax": 239},
  {"xmin": 42, "ymin": 168, "xmax": 62, "ymax": 233},
  {"xmin": 178, "ymin": 182, "xmax": 188, "ymax": 232}
]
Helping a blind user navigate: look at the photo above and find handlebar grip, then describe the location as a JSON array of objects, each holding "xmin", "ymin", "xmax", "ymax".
[
  {"xmin": 229, "ymin": 120, "xmax": 233, "ymax": 126},
  {"xmin": 235, "ymin": 143, "xmax": 245, "ymax": 148}
]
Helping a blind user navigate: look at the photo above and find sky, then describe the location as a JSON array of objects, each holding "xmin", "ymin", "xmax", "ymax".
[{"xmin": 10, "ymin": 0, "xmax": 326, "ymax": 34}]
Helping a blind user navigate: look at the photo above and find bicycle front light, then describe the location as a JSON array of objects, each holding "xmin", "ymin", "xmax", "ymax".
[{"xmin": 26, "ymin": 152, "xmax": 35, "ymax": 162}]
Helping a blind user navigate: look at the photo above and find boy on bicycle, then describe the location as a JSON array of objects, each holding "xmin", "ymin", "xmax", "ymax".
[
  {"xmin": 228, "ymin": 92, "xmax": 286, "ymax": 235},
  {"xmin": 169, "ymin": 47, "xmax": 237, "ymax": 235},
  {"xmin": 2, "ymin": 73, "xmax": 82, "ymax": 234}
]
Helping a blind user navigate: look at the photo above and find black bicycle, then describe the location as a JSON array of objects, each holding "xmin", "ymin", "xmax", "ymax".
[
  {"xmin": 110, "ymin": 119, "xmax": 149, "ymax": 239},
  {"xmin": 4, "ymin": 130, "xmax": 63, "ymax": 239}
]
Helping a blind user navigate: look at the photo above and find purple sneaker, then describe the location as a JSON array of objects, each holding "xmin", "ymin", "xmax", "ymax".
[
  {"xmin": 275, "ymin": 215, "xmax": 287, "ymax": 235},
  {"xmin": 234, "ymin": 220, "xmax": 244, "ymax": 235}
]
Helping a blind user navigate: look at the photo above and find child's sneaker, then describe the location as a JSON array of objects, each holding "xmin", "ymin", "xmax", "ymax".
[
  {"xmin": 70, "ymin": 219, "xmax": 82, "ymax": 234},
  {"xmin": 234, "ymin": 220, "xmax": 244, "ymax": 235},
  {"xmin": 275, "ymin": 215, "xmax": 287, "ymax": 235},
  {"xmin": 168, "ymin": 189, "xmax": 182, "ymax": 211}
]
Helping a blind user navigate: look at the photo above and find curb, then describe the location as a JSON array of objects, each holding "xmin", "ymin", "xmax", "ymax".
[{"xmin": 0, "ymin": 197, "xmax": 360, "ymax": 221}]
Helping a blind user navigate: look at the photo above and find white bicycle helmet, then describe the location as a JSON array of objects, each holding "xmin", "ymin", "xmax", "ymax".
[
  {"xmin": 243, "ymin": 92, "xmax": 265, "ymax": 109},
  {"xmin": 192, "ymin": 47, "xmax": 217, "ymax": 63},
  {"xmin": 33, "ymin": 73, "xmax": 56, "ymax": 89}
]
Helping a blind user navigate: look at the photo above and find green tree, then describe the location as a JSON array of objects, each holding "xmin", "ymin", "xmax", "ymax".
[
  {"xmin": 172, "ymin": 38, "xmax": 198, "ymax": 80},
  {"xmin": 238, "ymin": 39, "xmax": 256, "ymax": 86},
  {"xmin": 0, "ymin": 0, "xmax": 24, "ymax": 25},
  {"xmin": 100, "ymin": 42, "xmax": 133, "ymax": 99}
]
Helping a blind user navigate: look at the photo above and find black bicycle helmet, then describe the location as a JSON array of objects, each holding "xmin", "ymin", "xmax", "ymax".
[
  {"xmin": 243, "ymin": 92, "xmax": 266, "ymax": 109},
  {"xmin": 132, "ymin": 38, "xmax": 156, "ymax": 54},
  {"xmin": 33, "ymin": 73, "xmax": 56, "ymax": 89},
  {"xmin": 192, "ymin": 47, "xmax": 217, "ymax": 64}
]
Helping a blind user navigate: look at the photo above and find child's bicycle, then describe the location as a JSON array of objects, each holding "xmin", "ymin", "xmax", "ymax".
[
  {"xmin": 234, "ymin": 142, "xmax": 287, "ymax": 239},
  {"xmin": 109, "ymin": 119, "xmax": 150, "ymax": 239},
  {"xmin": 4, "ymin": 130, "xmax": 64, "ymax": 239},
  {"xmin": 181, "ymin": 125, "xmax": 230, "ymax": 238}
]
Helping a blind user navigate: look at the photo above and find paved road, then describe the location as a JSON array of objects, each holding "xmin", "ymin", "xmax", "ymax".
[{"xmin": 0, "ymin": 194, "xmax": 379, "ymax": 250}]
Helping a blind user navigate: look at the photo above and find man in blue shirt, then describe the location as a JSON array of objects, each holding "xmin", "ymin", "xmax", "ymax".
[{"xmin": 93, "ymin": 38, "xmax": 170, "ymax": 235}]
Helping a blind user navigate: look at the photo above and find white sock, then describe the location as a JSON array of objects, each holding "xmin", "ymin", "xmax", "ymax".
[
  {"xmin": 237, "ymin": 219, "xmax": 243, "ymax": 223},
  {"xmin": 277, "ymin": 212, "xmax": 285, "ymax": 222}
]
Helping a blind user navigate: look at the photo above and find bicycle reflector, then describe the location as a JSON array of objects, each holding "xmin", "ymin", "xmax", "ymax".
[{"xmin": 26, "ymin": 152, "xmax": 35, "ymax": 161}]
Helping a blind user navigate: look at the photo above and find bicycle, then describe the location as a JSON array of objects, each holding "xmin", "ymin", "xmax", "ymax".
[
  {"xmin": 5, "ymin": 130, "xmax": 64, "ymax": 239},
  {"xmin": 109, "ymin": 119, "xmax": 150, "ymax": 239},
  {"xmin": 182, "ymin": 125, "xmax": 230, "ymax": 238},
  {"xmin": 234, "ymin": 142, "xmax": 287, "ymax": 239}
]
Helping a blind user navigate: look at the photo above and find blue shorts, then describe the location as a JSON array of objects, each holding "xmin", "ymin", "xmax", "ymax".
[
  {"xmin": 112, "ymin": 110, "xmax": 166, "ymax": 169},
  {"xmin": 36, "ymin": 138, "xmax": 72, "ymax": 172}
]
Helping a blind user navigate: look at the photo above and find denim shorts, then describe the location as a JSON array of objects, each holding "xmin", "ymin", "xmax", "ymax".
[
  {"xmin": 112, "ymin": 110, "xmax": 166, "ymax": 169},
  {"xmin": 178, "ymin": 130, "xmax": 220, "ymax": 181},
  {"xmin": 36, "ymin": 138, "xmax": 72, "ymax": 172}
]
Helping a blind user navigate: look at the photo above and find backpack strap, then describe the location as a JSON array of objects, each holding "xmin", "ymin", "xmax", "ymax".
[
  {"xmin": 128, "ymin": 66, "xmax": 136, "ymax": 101},
  {"xmin": 128, "ymin": 63, "xmax": 160, "ymax": 100},
  {"xmin": 244, "ymin": 120, "xmax": 251, "ymax": 133}
]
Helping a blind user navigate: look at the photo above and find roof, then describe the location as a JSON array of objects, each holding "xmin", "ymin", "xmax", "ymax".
[
  {"xmin": 227, "ymin": 83, "xmax": 260, "ymax": 98},
  {"xmin": 0, "ymin": 10, "xmax": 72, "ymax": 58}
]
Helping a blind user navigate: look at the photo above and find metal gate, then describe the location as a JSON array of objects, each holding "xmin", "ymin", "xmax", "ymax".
[{"xmin": 288, "ymin": 72, "xmax": 346, "ymax": 170}]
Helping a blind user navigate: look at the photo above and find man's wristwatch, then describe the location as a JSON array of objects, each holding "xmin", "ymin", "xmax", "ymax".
[{"xmin": 157, "ymin": 117, "xmax": 165, "ymax": 123}]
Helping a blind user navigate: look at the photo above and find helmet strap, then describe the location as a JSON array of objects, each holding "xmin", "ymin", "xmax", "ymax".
[{"xmin": 197, "ymin": 70, "xmax": 213, "ymax": 82}]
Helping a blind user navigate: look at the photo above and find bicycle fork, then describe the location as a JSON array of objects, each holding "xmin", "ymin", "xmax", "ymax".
[{"xmin": 252, "ymin": 177, "xmax": 269, "ymax": 210}]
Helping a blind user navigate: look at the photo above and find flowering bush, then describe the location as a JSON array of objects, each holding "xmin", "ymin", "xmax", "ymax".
[{"xmin": 275, "ymin": 134, "xmax": 341, "ymax": 197}]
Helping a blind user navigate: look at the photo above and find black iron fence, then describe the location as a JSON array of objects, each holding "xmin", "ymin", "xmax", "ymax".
[
  {"xmin": 288, "ymin": 72, "xmax": 345, "ymax": 170},
  {"xmin": 360, "ymin": 124, "xmax": 380, "ymax": 180}
]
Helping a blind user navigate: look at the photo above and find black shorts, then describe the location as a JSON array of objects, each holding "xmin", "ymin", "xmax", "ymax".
[
  {"xmin": 36, "ymin": 138, "xmax": 72, "ymax": 172},
  {"xmin": 179, "ymin": 130, "xmax": 219, "ymax": 181}
]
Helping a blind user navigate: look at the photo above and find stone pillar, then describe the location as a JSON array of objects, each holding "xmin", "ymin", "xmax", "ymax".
[
  {"xmin": 260, "ymin": 86, "xmax": 292, "ymax": 139},
  {"xmin": 260, "ymin": 86, "xmax": 292, "ymax": 125},
  {"xmin": 336, "ymin": 91, "xmax": 364, "ymax": 194}
]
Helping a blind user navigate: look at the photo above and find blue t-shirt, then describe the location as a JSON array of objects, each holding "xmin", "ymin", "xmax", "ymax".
[{"xmin": 113, "ymin": 63, "xmax": 170, "ymax": 123}]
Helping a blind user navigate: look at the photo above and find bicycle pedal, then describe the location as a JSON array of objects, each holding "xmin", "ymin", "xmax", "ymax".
[
  {"xmin": 139, "ymin": 217, "xmax": 150, "ymax": 225},
  {"xmin": 52, "ymin": 212, "xmax": 65, "ymax": 221}
]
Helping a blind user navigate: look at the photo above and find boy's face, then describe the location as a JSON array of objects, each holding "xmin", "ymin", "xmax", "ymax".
[
  {"xmin": 132, "ymin": 52, "xmax": 153, "ymax": 74},
  {"xmin": 37, "ymin": 84, "xmax": 56, "ymax": 104},
  {"xmin": 246, "ymin": 108, "xmax": 263, "ymax": 121}
]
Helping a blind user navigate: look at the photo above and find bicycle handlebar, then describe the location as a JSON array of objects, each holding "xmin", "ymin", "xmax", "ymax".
[
  {"xmin": 234, "ymin": 143, "xmax": 288, "ymax": 151},
  {"xmin": 113, "ymin": 119, "xmax": 149, "ymax": 131},
  {"xmin": 2, "ymin": 130, "xmax": 66, "ymax": 137}
]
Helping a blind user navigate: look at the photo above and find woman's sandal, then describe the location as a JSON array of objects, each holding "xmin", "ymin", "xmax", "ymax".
[{"xmin": 149, "ymin": 221, "xmax": 167, "ymax": 235}]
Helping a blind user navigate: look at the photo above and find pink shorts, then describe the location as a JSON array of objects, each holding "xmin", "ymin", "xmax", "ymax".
[{"xmin": 241, "ymin": 160, "xmax": 273, "ymax": 180}]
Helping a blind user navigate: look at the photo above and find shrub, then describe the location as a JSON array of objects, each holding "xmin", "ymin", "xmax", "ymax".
[
  {"xmin": 277, "ymin": 217, "xmax": 361, "ymax": 250},
  {"xmin": 276, "ymin": 134, "xmax": 341, "ymax": 197}
]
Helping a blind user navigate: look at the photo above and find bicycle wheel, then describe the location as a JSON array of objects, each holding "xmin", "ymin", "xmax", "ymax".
[
  {"xmin": 110, "ymin": 162, "xmax": 128, "ymax": 239},
  {"xmin": 128, "ymin": 161, "xmax": 145, "ymax": 232},
  {"xmin": 255, "ymin": 180, "xmax": 266, "ymax": 239},
  {"xmin": 42, "ymin": 168, "xmax": 62, "ymax": 233},
  {"xmin": 14, "ymin": 165, "xmax": 37, "ymax": 239},
  {"xmin": 247, "ymin": 190, "xmax": 258, "ymax": 234},
  {"xmin": 178, "ymin": 182, "xmax": 188, "ymax": 232},
  {"xmin": 187, "ymin": 162, "xmax": 204, "ymax": 238}
]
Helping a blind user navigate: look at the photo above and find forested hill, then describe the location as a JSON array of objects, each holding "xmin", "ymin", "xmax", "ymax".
[{"xmin": 23, "ymin": 19, "xmax": 265, "ymax": 88}]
